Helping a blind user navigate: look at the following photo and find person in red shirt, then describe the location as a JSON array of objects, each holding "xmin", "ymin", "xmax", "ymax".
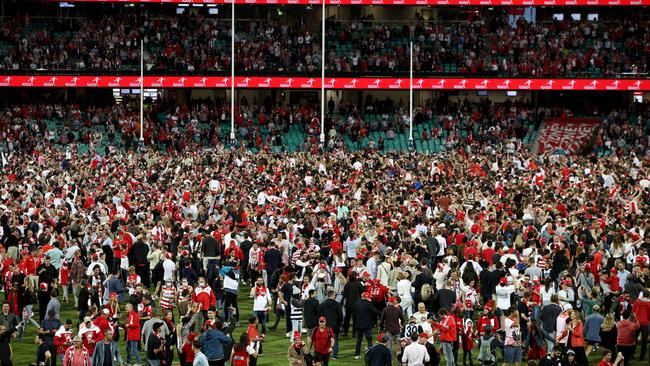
[
  {"xmin": 125, "ymin": 303, "xmax": 142, "ymax": 366},
  {"xmin": 79, "ymin": 316, "xmax": 102, "ymax": 355},
  {"xmin": 598, "ymin": 349, "xmax": 624, "ymax": 366},
  {"xmin": 433, "ymin": 308, "xmax": 457, "ymax": 366},
  {"xmin": 482, "ymin": 242, "xmax": 496, "ymax": 266},
  {"xmin": 632, "ymin": 290, "xmax": 650, "ymax": 360},
  {"xmin": 192, "ymin": 277, "xmax": 217, "ymax": 319},
  {"xmin": 309, "ymin": 316, "xmax": 335, "ymax": 366},
  {"xmin": 247, "ymin": 316, "xmax": 263, "ymax": 366},
  {"xmin": 230, "ymin": 332, "xmax": 257, "ymax": 366}
]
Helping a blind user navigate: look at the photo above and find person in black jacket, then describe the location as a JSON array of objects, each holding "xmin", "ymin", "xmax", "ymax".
[
  {"xmin": 353, "ymin": 292, "xmax": 381, "ymax": 359},
  {"xmin": 319, "ymin": 290, "xmax": 343, "ymax": 359},
  {"xmin": 303, "ymin": 289, "xmax": 321, "ymax": 333},
  {"xmin": 365, "ymin": 333, "xmax": 392, "ymax": 366},
  {"xmin": 77, "ymin": 279, "xmax": 90, "ymax": 326},
  {"xmin": 129, "ymin": 239, "xmax": 150, "ymax": 288},
  {"xmin": 0, "ymin": 322, "xmax": 18, "ymax": 366},
  {"xmin": 342, "ymin": 272, "xmax": 364, "ymax": 337}
]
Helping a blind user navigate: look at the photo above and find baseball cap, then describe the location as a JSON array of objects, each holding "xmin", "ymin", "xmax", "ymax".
[{"xmin": 319, "ymin": 316, "xmax": 326, "ymax": 323}]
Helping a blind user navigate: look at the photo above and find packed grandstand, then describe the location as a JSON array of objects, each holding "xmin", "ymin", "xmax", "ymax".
[{"xmin": 0, "ymin": 1, "xmax": 649, "ymax": 366}]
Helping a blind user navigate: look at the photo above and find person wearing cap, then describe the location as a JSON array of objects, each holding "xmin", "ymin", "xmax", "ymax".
[
  {"xmin": 319, "ymin": 290, "xmax": 343, "ymax": 359},
  {"xmin": 563, "ymin": 349, "xmax": 579, "ymax": 366},
  {"xmin": 495, "ymin": 276, "xmax": 516, "ymax": 324},
  {"xmin": 584, "ymin": 304, "xmax": 604, "ymax": 356},
  {"xmin": 78, "ymin": 315, "xmax": 101, "ymax": 356},
  {"xmin": 365, "ymin": 333, "xmax": 392, "ymax": 366},
  {"xmin": 353, "ymin": 292, "xmax": 381, "ymax": 359},
  {"xmin": 555, "ymin": 303, "xmax": 573, "ymax": 348},
  {"xmin": 309, "ymin": 316, "xmax": 335, "ymax": 366},
  {"xmin": 287, "ymin": 331, "xmax": 308, "ymax": 366},
  {"xmin": 401, "ymin": 332, "xmax": 429, "ymax": 366}
]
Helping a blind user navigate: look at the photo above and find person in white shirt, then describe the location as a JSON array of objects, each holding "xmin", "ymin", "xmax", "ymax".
[
  {"xmin": 401, "ymin": 333, "xmax": 430, "ymax": 366},
  {"xmin": 396, "ymin": 272, "xmax": 414, "ymax": 316},
  {"xmin": 495, "ymin": 277, "xmax": 516, "ymax": 327},
  {"xmin": 162, "ymin": 253, "xmax": 176, "ymax": 282},
  {"xmin": 250, "ymin": 278, "xmax": 272, "ymax": 334}
]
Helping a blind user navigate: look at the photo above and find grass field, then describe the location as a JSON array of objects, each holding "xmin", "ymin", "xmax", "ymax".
[{"xmin": 10, "ymin": 284, "xmax": 648, "ymax": 366}]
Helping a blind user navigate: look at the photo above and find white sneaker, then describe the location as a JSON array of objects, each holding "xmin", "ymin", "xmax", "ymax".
[
  {"xmin": 301, "ymin": 328, "xmax": 307, "ymax": 333},
  {"xmin": 286, "ymin": 332, "xmax": 291, "ymax": 338},
  {"xmin": 354, "ymin": 356, "xmax": 361, "ymax": 360}
]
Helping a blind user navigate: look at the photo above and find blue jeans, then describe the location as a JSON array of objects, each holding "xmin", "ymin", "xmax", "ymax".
[
  {"xmin": 442, "ymin": 341, "xmax": 455, "ymax": 366},
  {"xmin": 127, "ymin": 340, "xmax": 141, "ymax": 364},
  {"xmin": 254, "ymin": 310, "xmax": 267, "ymax": 334},
  {"xmin": 147, "ymin": 360, "xmax": 161, "ymax": 366},
  {"xmin": 385, "ymin": 332, "xmax": 400, "ymax": 355},
  {"xmin": 355, "ymin": 328, "xmax": 373, "ymax": 356}
]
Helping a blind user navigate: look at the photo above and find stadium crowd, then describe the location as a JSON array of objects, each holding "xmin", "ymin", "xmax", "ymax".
[
  {"xmin": 235, "ymin": 18, "xmax": 321, "ymax": 74},
  {"xmin": 0, "ymin": 97, "xmax": 649, "ymax": 366},
  {"xmin": 326, "ymin": 13, "xmax": 650, "ymax": 77},
  {"xmin": 0, "ymin": 15, "xmax": 141, "ymax": 72}
]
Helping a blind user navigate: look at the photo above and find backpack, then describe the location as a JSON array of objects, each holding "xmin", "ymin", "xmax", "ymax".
[
  {"xmin": 477, "ymin": 336, "xmax": 496, "ymax": 363},
  {"xmin": 420, "ymin": 283, "xmax": 434, "ymax": 302}
]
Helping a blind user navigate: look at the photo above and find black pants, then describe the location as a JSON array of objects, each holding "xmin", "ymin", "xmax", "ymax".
[
  {"xmin": 639, "ymin": 323, "xmax": 649, "ymax": 360},
  {"xmin": 463, "ymin": 348, "xmax": 473, "ymax": 366},
  {"xmin": 136, "ymin": 264, "xmax": 150, "ymax": 288},
  {"xmin": 285, "ymin": 303, "xmax": 292, "ymax": 333},
  {"xmin": 342, "ymin": 306, "xmax": 355, "ymax": 336},
  {"xmin": 617, "ymin": 345, "xmax": 634, "ymax": 366},
  {"xmin": 224, "ymin": 291, "xmax": 239, "ymax": 323},
  {"xmin": 315, "ymin": 351, "xmax": 330, "ymax": 366},
  {"xmin": 208, "ymin": 360, "xmax": 225, "ymax": 366}
]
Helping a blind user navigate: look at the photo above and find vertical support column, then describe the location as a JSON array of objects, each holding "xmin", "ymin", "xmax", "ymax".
[
  {"xmin": 320, "ymin": 0, "xmax": 325, "ymax": 144},
  {"xmin": 140, "ymin": 39, "xmax": 144, "ymax": 142},
  {"xmin": 409, "ymin": 41, "xmax": 413, "ymax": 143},
  {"xmin": 230, "ymin": 0, "xmax": 236, "ymax": 142}
]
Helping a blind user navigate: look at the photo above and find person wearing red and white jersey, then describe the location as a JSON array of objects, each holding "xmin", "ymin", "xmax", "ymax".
[
  {"xmin": 160, "ymin": 279, "xmax": 177, "ymax": 311},
  {"xmin": 53, "ymin": 319, "xmax": 74, "ymax": 358},
  {"xmin": 250, "ymin": 277, "xmax": 272, "ymax": 334},
  {"xmin": 126, "ymin": 266, "xmax": 141, "ymax": 295},
  {"xmin": 78, "ymin": 316, "xmax": 101, "ymax": 355},
  {"xmin": 192, "ymin": 276, "xmax": 216, "ymax": 318}
]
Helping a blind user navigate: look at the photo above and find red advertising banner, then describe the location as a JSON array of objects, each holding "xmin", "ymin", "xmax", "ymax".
[
  {"xmin": 50, "ymin": 0, "xmax": 650, "ymax": 5},
  {"xmin": 0, "ymin": 75, "xmax": 648, "ymax": 91}
]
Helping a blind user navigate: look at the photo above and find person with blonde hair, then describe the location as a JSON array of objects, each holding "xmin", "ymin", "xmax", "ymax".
[
  {"xmin": 396, "ymin": 271, "xmax": 414, "ymax": 316},
  {"xmin": 600, "ymin": 313, "xmax": 618, "ymax": 353}
]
